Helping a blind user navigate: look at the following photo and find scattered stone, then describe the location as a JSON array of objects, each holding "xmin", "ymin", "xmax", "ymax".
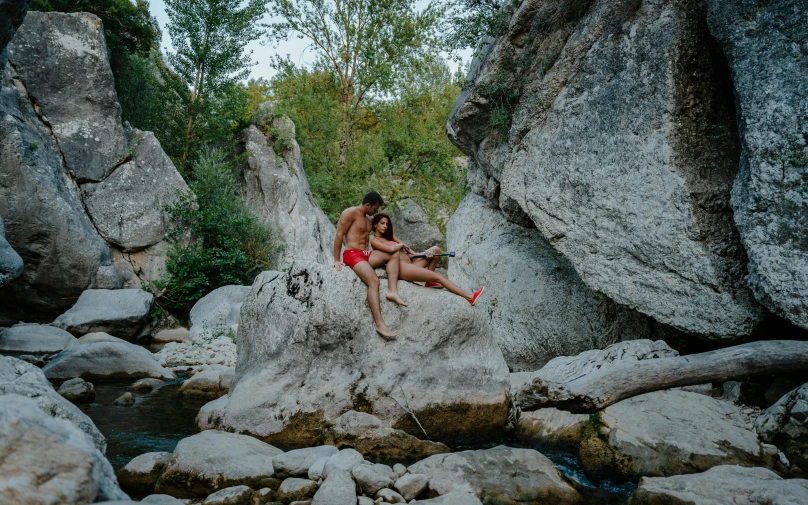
[
  {"xmin": 51, "ymin": 289, "xmax": 153, "ymax": 339},
  {"xmin": 253, "ymin": 488, "xmax": 276, "ymax": 504},
  {"xmin": 352, "ymin": 464, "xmax": 394, "ymax": 495},
  {"xmin": 327, "ymin": 411, "xmax": 449, "ymax": 464},
  {"xmin": 722, "ymin": 381, "xmax": 767, "ymax": 407},
  {"xmin": 258, "ymin": 477, "xmax": 282, "ymax": 491},
  {"xmin": 58, "ymin": 377, "xmax": 96, "ymax": 404},
  {"xmin": 627, "ymin": 465, "xmax": 808, "ymax": 504},
  {"xmin": 392, "ymin": 464, "xmax": 407, "ymax": 479},
  {"xmin": 178, "ymin": 367, "xmax": 233, "ymax": 398},
  {"xmin": 516, "ymin": 408, "xmax": 590, "ymax": 450},
  {"xmin": 154, "ymin": 430, "xmax": 282, "ymax": 498},
  {"xmin": 580, "ymin": 390, "xmax": 773, "ymax": 483},
  {"xmin": 203, "ymin": 485, "xmax": 254, "ymax": 505},
  {"xmin": 0, "ymin": 323, "xmax": 77, "ymax": 353},
  {"xmin": 755, "ymin": 382, "xmax": 808, "ymax": 475},
  {"xmin": 311, "ymin": 469, "xmax": 356, "ymax": 505},
  {"xmin": 0, "ymin": 356, "xmax": 106, "ymax": 450},
  {"xmin": 74, "ymin": 332, "xmax": 130, "ymax": 345},
  {"xmin": 389, "ymin": 199, "xmax": 443, "ymax": 254},
  {"xmin": 203, "ymin": 265, "xmax": 509, "ymax": 446},
  {"xmin": 394, "ymin": 473, "xmax": 428, "ymax": 501},
  {"xmin": 276, "ymin": 478, "xmax": 318, "ymax": 503},
  {"xmin": 117, "ymin": 451, "xmax": 172, "ymax": 495},
  {"xmin": 188, "ymin": 285, "xmax": 251, "ymax": 343},
  {"xmin": 155, "ymin": 338, "xmax": 237, "ymax": 369},
  {"xmin": 408, "ymin": 446, "xmax": 581, "ymax": 505},
  {"xmin": 376, "ymin": 488, "xmax": 405, "ymax": 503},
  {"xmin": 43, "ymin": 341, "xmax": 174, "ymax": 381},
  {"xmin": 273, "ymin": 445, "xmax": 339, "ymax": 478},
  {"xmin": 308, "ymin": 456, "xmax": 329, "ymax": 481},
  {"xmin": 140, "ymin": 494, "xmax": 185, "ymax": 505},
  {"xmin": 289, "ymin": 501, "xmax": 312, "ymax": 505},
  {"xmin": 153, "ymin": 328, "xmax": 191, "ymax": 344},
  {"xmin": 323, "ymin": 448, "xmax": 364, "ymax": 478},
  {"xmin": 411, "ymin": 492, "xmax": 482, "ymax": 505},
  {"xmin": 0, "ymin": 394, "xmax": 127, "ymax": 503},
  {"xmin": 128, "ymin": 378, "xmax": 166, "ymax": 392},
  {"xmin": 114, "ymin": 392, "xmax": 136, "ymax": 406},
  {"xmin": 357, "ymin": 497, "xmax": 375, "ymax": 505}
]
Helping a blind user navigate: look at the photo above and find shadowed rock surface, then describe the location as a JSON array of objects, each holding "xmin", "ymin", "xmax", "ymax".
[
  {"xmin": 390, "ymin": 198, "xmax": 444, "ymax": 253},
  {"xmin": 705, "ymin": 0, "xmax": 808, "ymax": 330},
  {"xmin": 52, "ymin": 289, "xmax": 153, "ymax": 339},
  {"xmin": 755, "ymin": 382, "xmax": 808, "ymax": 475},
  {"xmin": 197, "ymin": 264, "xmax": 510, "ymax": 447},
  {"xmin": 0, "ymin": 216, "xmax": 23, "ymax": 287},
  {"xmin": 0, "ymin": 322, "xmax": 77, "ymax": 353}
]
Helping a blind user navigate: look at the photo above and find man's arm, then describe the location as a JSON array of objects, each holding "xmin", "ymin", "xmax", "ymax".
[{"xmin": 333, "ymin": 209, "xmax": 354, "ymax": 270}]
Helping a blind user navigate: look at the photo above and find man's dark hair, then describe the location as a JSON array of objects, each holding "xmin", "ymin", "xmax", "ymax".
[{"xmin": 362, "ymin": 191, "xmax": 384, "ymax": 207}]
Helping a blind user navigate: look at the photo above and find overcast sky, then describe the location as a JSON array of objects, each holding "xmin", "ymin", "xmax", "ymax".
[{"xmin": 147, "ymin": 0, "xmax": 471, "ymax": 82}]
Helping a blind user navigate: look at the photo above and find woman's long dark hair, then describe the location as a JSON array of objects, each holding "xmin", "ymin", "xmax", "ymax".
[{"xmin": 372, "ymin": 213, "xmax": 394, "ymax": 241}]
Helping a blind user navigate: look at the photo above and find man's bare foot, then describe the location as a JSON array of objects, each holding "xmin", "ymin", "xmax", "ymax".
[
  {"xmin": 386, "ymin": 292, "xmax": 409, "ymax": 307},
  {"xmin": 376, "ymin": 324, "xmax": 397, "ymax": 340}
]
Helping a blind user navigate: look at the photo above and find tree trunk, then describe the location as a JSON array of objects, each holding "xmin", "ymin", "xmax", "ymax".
[{"xmin": 516, "ymin": 340, "xmax": 808, "ymax": 413}]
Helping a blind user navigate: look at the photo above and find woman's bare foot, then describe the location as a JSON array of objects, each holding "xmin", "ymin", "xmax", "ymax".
[
  {"xmin": 376, "ymin": 324, "xmax": 397, "ymax": 340},
  {"xmin": 386, "ymin": 292, "xmax": 409, "ymax": 307}
]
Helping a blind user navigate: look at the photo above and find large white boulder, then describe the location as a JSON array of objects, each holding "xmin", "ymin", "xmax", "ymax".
[
  {"xmin": 390, "ymin": 198, "xmax": 443, "ymax": 253},
  {"xmin": 0, "ymin": 394, "xmax": 127, "ymax": 504},
  {"xmin": 52, "ymin": 289, "xmax": 153, "ymax": 339},
  {"xmin": 580, "ymin": 389, "xmax": 774, "ymax": 482},
  {"xmin": 43, "ymin": 341, "xmax": 174, "ymax": 381},
  {"xmin": 188, "ymin": 285, "xmax": 251, "ymax": 342},
  {"xmin": 197, "ymin": 264, "xmax": 510, "ymax": 446},
  {"xmin": 154, "ymin": 430, "xmax": 282, "ymax": 498},
  {"xmin": 0, "ymin": 322, "xmax": 77, "ymax": 353}
]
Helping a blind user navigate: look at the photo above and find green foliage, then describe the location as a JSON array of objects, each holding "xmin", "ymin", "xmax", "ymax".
[
  {"xmin": 442, "ymin": 0, "xmax": 512, "ymax": 55},
  {"xmin": 154, "ymin": 150, "xmax": 279, "ymax": 314},
  {"xmin": 29, "ymin": 142, "xmax": 39, "ymax": 152}
]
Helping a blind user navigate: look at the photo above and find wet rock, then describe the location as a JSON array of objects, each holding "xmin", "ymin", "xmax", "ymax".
[
  {"xmin": 0, "ymin": 355, "xmax": 105, "ymax": 450},
  {"xmin": 627, "ymin": 465, "xmax": 808, "ymax": 505},
  {"xmin": 272, "ymin": 445, "xmax": 339, "ymax": 478},
  {"xmin": 755, "ymin": 382, "xmax": 808, "ymax": 474},
  {"xmin": 323, "ymin": 448, "xmax": 364, "ymax": 478},
  {"xmin": 448, "ymin": 193, "xmax": 666, "ymax": 370},
  {"xmin": 204, "ymin": 264, "xmax": 509, "ymax": 446},
  {"xmin": 114, "ymin": 392, "xmax": 135, "ymax": 406},
  {"xmin": 705, "ymin": 0, "xmax": 808, "ymax": 330},
  {"xmin": 389, "ymin": 198, "xmax": 443, "ymax": 254},
  {"xmin": 276, "ymin": 478, "xmax": 318, "ymax": 503},
  {"xmin": 0, "ymin": 322, "xmax": 77, "ymax": 353},
  {"xmin": 408, "ymin": 445, "xmax": 581, "ymax": 504},
  {"xmin": 52, "ymin": 289, "xmax": 153, "ymax": 339},
  {"xmin": 58, "ymin": 377, "xmax": 95, "ymax": 404},
  {"xmin": 352, "ymin": 463, "xmax": 394, "ymax": 495},
  {"xmin": 6, "ymin": 11, "xmax": 128, "ymax": 181},
  {"xmin": 516, "ymin": 408, "xmax": 589, "ymax": 450},
  {"xmin": 128, "ymin": 378, "xmax": 165, "ymax": 392},
  {"xmin": 188, "ymin": 285, "xmax": 251, "ymax": 343},
  {"xmin": 43, "ymin": 341, "xmax": 174, "ymax": 381},
  {"xmin": 0, "ymin": 394, "xmax": 127, "ymax": 503},
  {"xmin": 517, "ymin": 340, "xmax": 679, "ymax": 409},
  {"xmin": 154, "ymin": 430, "xmax": 282, "ymax": 498},
  {"xmin": 235, "ymin": 124, "xmax": 335, "ymax": 268},
  {"xmin": 394, "ymin": 473, "xmax": 428, "ymax": 501},
  {"xmin": 449, "ymin": 0, "xmax": 762, "ymax": 338},
  {"xmin": 74, "ymin": 332, "xmax": 130, "ymax": 345},
  {"xmin": 411, "ymin": 492, "xmax": 482, "ymax": 505},
  {"xmin": 327, "ymin": 411, "xmax": 449, "ymax": 464},
  {"xmin": 203, "ymin": 485, "xmax": 254, "ymax": 505},
  {"xmin": 0, "ymin": 215, "xmax": 23, "ymax": 287},
  {"xmin": 178, "ymin": 367, "xmax": 233, "ymax": 398},
  {"xmin": 376, "ymin": 488, "xmax": 405, "ymax": 503},
  {"xmin": 311, "ymin": 469, "xmax": 356, "ymax": 505},
  {"xmin": 82, "ymin": 130, "xmax": 188, "ymax": 251},
  {"xmin": 117, "ymin": 451, "xmax": 172, "ymax": 496},
  {"xmin": 580, "ymin": 390, "xmax": 772, "ymax": 483},
  {"xmin": 153, "ymin": 327, "xmax": 191, "ymax": 344}
]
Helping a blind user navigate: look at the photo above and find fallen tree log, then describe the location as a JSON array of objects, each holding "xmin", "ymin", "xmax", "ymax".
[{"xmin": 516, "ymin": 340, "xmax": 808, "ymax": 413}]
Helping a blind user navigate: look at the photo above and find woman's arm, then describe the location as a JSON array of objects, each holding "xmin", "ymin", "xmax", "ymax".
[
  {"xmin": 391, "ymin": 236, "xmax": 414, "ymax": 254},
  {"xmin": 371, "ymin": 236, "xmax": 405, "ymax": 253}
]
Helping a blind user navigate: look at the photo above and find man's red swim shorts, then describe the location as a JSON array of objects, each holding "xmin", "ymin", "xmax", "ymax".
[{"xmin": 343, "ymin": 249, "xmax": 371, "ymax": 269}]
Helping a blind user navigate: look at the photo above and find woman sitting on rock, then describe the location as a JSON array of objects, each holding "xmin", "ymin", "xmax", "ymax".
[{"xmin": 370, "ymin": 213, "xmax": 485, "ymax": 305}]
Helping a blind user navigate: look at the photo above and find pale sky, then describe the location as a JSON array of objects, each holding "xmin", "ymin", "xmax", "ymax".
[{"xmin": 147, "ymin": 0, "xmax": 471, "ymax": 82}]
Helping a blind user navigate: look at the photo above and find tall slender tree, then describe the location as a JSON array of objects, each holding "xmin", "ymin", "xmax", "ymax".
[
  {"xmin": 164, "ymin": 0, "xmax": 266, "ymax": 167},
  {"xmin": 267, "ymin": 0, "xmax": 445, "ymax": 171}
]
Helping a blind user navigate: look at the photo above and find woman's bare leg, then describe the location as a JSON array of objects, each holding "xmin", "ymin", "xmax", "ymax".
[
  {"xmin": 399, "ymin": 261, "xmax": 472, "ymax": 300},
  {"xmin": 411, "ymin": 246, "xmax": 440, "ymax": 270}
]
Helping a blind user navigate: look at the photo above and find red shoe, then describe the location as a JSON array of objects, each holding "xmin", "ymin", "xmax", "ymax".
[
  {"xmin": 424, "ymin": 282, "xmax": 443, "ymax": 289},
  {"xmin": 469, "ymin": 286, "xmax": 485, "ymax": 305}
]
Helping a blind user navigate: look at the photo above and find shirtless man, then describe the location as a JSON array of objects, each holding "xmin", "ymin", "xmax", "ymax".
[{"xmin": 333, "ymin": 191, "xmax": 408, "ymax": 339}]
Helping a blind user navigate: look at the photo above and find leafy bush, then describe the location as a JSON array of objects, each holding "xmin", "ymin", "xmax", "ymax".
[{"xmin": 152, "ymin": 149, "xmax": 279, "ymax": 315}]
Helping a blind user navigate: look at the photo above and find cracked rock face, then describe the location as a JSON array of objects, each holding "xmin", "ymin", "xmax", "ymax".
[
  {"xmin": 449, "ymin": 0, "xmax": 762, "ymax": 339},
  {"xmin": 705, "ymin": 0, "xmax": 808, "ymax": 330},
  {"xmin": 6, "ymin": 11, "xmax": 128, "ymax": 182},
  {"xmin": 196, "ymin": 264, "xmax": 510, "ymax": 447},
  {"xmin": 235, "ymin": 123, "xmax": 336, "ymax": 268}
]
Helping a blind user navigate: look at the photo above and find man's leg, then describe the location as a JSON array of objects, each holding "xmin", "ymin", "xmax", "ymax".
[
  {"xmin": 370, "ymin": 250, "xmax": 408, "ymax": 306},
  {"xmin": 352, "ymin": 262, "xmax": 396, "ymax": 339}
]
